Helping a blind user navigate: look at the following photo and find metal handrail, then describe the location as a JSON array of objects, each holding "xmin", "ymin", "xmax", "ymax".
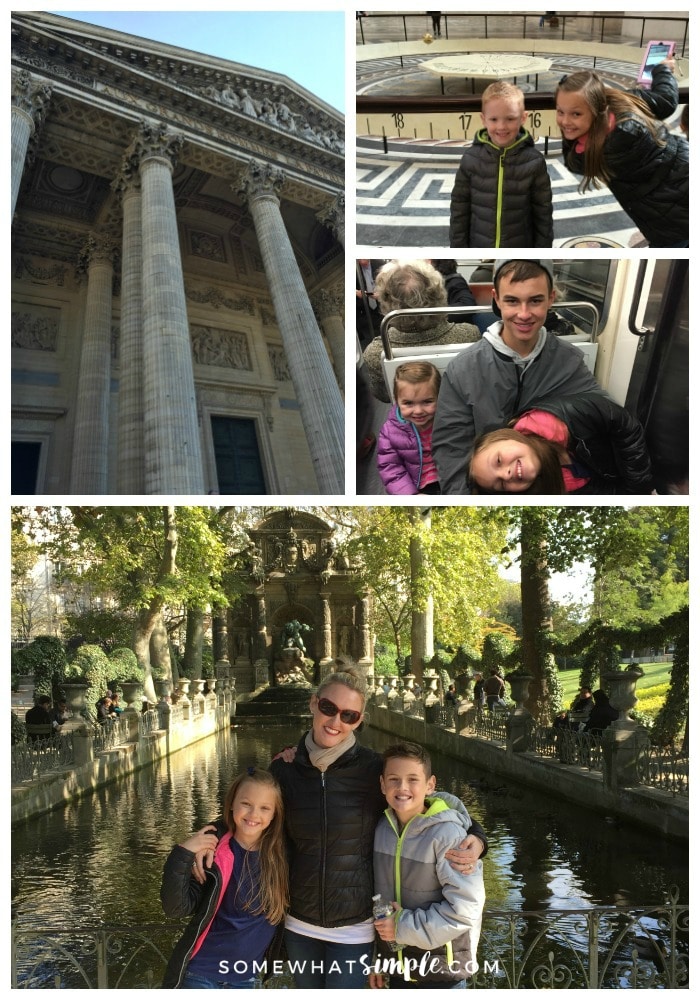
[
  {"xmin": 12, "ymin": 896, "xmax": 688, "ymax": 988},
  {"xmin": 380, "ymin": 301, "xmax": 600, "ymax": 361}
]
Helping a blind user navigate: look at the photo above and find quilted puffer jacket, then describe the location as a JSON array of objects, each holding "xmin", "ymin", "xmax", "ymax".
[
  {"xmin": 450, "ymin": 127, "xmax": 553, "ymax": 248},
  {"xmin": 561, "ymin": 65, "xmax": 688, "ymax": 247},
  {"xmin": 520, "ymin": 392, "xmax": 655, "ymax": 494},
  {"xmin": 270, "ymin": 737, "xmax": 488, "ymax": 929},
  {"xmin": 270, "ymin": 739, "xmax": 386, "ymax": 928},
  {"xmin": 377, "ymin": 406, "xmax": 427, "ymax": 495}
]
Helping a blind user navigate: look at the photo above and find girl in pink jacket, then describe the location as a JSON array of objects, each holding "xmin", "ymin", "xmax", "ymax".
[{"xmin": 377, "ymin": 362, "xmax": 442, "ymax": 495}]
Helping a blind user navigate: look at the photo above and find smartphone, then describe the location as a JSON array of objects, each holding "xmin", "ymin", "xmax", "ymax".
[{"xmin": 637, "ymin": 40, "xmax": 675, "ymax": 88}]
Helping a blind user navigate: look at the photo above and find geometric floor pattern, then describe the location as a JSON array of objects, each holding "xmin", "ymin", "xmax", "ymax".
[{"xmin": 356, "ymin": 136, "xmax": 638, "ymax": 248}]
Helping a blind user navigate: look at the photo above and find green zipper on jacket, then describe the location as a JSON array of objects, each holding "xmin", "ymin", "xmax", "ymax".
[
  {"xmin": 384, "ymin": 799, "xmax": 454, "ymax": 983},
  {"xmin": 477, "ymin": 129, "xmax": 531, "ymax": 248}
]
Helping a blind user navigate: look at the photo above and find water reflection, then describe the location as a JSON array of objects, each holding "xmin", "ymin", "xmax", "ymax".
[{"xmin": 12, "ymin": 722, "xmax": 687, "ymax": 937}]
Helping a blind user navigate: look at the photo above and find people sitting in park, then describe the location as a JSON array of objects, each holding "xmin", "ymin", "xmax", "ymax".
[
  {"xmin": 583, "ymin": 690, "xmax": 619, "ymax": 735},
  {"xmin": 473, "ymin": 672, "xmax": 485, "ymax": 709},
  {"xmin": 570, "ymin": 686, "xmax": 594, "ymax": 719},
  {"xmin": 49, "ymin": 699, "xmax": 70, "ymax": 729},
  {"xmin": 362, "ymin": 259, "xmax": 480, "ymax": 403},
  {"xmin": 96, "ymin": 696, "xmax": 117, "ymax": 723},
  {"xmin": 110, "ymin": 692, "xmax": 124, "ymax": 715},
  {"xmin": 25, "ymin": 696, "xmax": 53, "ymax": 739}
]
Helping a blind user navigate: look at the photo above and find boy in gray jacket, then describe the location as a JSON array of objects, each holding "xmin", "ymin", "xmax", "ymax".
[{"xmin": 370, "ymin": 742, "xmax": 485, "ymax": 989}]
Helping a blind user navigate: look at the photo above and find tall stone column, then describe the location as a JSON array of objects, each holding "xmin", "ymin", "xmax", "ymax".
[
  {"xmin": 312, "ymin": 289, "xmax": 345, "ymax": 392},
  {"xmin": 70, "ymin": 235, "xmax": 117, "ymax": 494},
  {"xmin": 238, "ymin": 161, "xmax": 344, "ymax": 494},
  {"xmin": 113, "ymin": 166, "xmax": 144, "ymax": 493},
  {"xmin": 133, "ymin": 122, "xmax": 204, "ymax": 494},
  {"xmin": 11, "ymin": 71, "xmax": 51, "ymax": 217},
  {"xmin": 319, "ymin": 592, "xmax": 333, "ymax": 670},
  {"xmin": 358, "ymin": 593, "xmax": 373, "ymax": 671},
  {"xmin": 316, "ymin": 192, "xmax": 345, "ymax": 249}
]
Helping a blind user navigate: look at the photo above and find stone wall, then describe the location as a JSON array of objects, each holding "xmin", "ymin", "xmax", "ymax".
[
  {"xmin": 11, "ymin": 699, "xmax": 231, "ymax": 823},
  {"xmin": 367, "ymin": 705, "xmax": 688, "ymax": 843}
]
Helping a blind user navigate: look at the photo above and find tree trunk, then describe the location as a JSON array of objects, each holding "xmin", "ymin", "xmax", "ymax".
[
  {"xmin": 183, "ymin": 607, "xmax": 204, "ymax": 677},
  {"xmin": 409, "ymin": 507, "xmax": 434, "ymax": 683},
  {"xmin": 149, "ymin": 615, "xmax": 171, "ymax": 693},
  {"xmin": 520, "ymin": 510, "xmax": 553, "ymax": 720}
]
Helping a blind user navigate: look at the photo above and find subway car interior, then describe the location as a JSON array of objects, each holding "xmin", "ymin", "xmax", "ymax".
[{"xmin": 356, "ymin": 257, "xmax": 688, "ymax": 496}]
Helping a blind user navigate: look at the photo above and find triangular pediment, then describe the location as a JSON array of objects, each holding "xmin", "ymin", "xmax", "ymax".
[{"xmin": 12, "ymin": 12, "xmax": 344, "ymax": 160}]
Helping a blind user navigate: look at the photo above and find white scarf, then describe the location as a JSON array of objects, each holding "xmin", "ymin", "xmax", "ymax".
[{"xmin": 304, "ymin": 729, "xmax": 357, "ymax": 771}]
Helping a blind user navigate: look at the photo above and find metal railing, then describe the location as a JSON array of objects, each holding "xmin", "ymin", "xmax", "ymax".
[
  {"xmin": 138, "ymin": 708, "xmax": 160, "ymax": 737},
  {"xmin": 11, "ymin": 733, "xmax": 75, "ymax": 783},
  {"xmin": 356, "ymin": 13, "xmax": 689, "ymax": 56},
  {"xmin": 530, "ymin": 723, "xmax": 605, "ymax": 773},
  {"xmin": 636, "ymin": 739, "xmax": 689, "ymax": 797},
  {"xmin": 371, "ymin": 694, "xmax": 687, "ymax": 796},
  {"xmin": 93, "ymin": 715, "xmax": 131, "ymax": 754},
  {"xmin": 12, "ymin": 889, "xmax": 688, "ymax": 988}
]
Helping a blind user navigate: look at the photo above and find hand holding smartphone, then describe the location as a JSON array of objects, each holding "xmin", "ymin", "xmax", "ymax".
[{"xmin": 637, "ymin": 40, "xmax": 676, "ymax": 88}]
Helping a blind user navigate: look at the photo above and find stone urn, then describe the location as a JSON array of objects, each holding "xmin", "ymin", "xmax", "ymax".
[
  {"xmin": 603, "ymin": 665, "xmax": 645, "ymax": 726},
  {"xmin": 177, "ymin": 678, "xmax": 191, "ymax": 698},
  {"xmin": 506, "ymin": 673, "xmax": 533, "ymax": 714},
  {"xmin": 155, "ymin": 679, "xmax": 172, "ymax": 700},
  {"xmin": 205, "ymin": 678, "xmax": 217, "ymax": 694},
  {"xmin": 192, "ymin": 679, "xmax": 206, "ymax": 696},
  {"xmin": 120, "ymin": 681, "xmax": 142, "ymax": 708},
  {"xmin": 62, "ymin": 681, "xmax": 88, "ymax": 714}
]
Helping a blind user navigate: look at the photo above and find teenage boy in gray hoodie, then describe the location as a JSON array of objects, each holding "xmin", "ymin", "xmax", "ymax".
[{"xmin": 432, "ymin": 259, "xmax": 603, "ymax": 494}]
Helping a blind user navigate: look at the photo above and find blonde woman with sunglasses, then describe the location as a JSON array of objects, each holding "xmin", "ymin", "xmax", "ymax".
[{"xmin": 269, "ymin": 661, "xmax": 487, "ymax": 989}]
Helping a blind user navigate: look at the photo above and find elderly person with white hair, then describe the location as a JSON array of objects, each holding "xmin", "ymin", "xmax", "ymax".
[{"xmin": 362, "ymin": 259, "xmax": 480, "ymax": 403}]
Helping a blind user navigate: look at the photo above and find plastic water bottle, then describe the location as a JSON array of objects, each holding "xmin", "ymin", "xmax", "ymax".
[{"xmin": 372, "ymin": 894, "xmax": 400, "ymax": 951}]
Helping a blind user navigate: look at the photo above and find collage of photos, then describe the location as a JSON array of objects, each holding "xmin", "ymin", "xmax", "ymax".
[{"xmin": 11, "ymin": 8, "xmax": 688, "ymax": 993}]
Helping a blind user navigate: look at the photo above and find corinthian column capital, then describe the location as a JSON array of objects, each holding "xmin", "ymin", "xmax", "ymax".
[
  {"xmin": 316, "ymin": 191, "xmax": 344, "ymax": 243},
  {"xmin": 129, "ymin": 120, "xmax": 184, "ymax": 170},
  {"xmin": 12, "ymin": 70, "xmax": 52, "ymax": 126},
  {"xmin": 77, "ymin": 233, "xmax": 119, "ymax": 275},
  {"xmin": 312, "ymin": 288, "xmax": 343, "ymax": 320},
  {"xmin": 237, "ymin": 159, "xmax": 286, "ymax": 204}
]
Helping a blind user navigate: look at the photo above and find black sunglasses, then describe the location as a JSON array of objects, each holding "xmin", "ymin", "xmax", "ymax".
[{"xmin": 317, "ymin": 697, "xmax": 362, "ymax": 725}]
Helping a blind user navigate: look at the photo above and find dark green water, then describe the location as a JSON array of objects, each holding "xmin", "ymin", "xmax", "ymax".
[{"xmin": 11, "ymin": 722, "xmax": 687, "ymax": 984}]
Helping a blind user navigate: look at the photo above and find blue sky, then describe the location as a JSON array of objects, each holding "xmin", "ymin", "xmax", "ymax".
[{"xmin": 56, "ymin": 11, "xmax": 345, "ymax": 112}]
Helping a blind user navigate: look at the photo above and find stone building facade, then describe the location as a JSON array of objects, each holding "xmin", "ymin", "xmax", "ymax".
[
  {"xmin": 11, "ymin": 12, "xmax": 345, "ymax": 495},
  {"xmin": 221, "ymin": 509, "xmax": 373, "ymax": 691}
]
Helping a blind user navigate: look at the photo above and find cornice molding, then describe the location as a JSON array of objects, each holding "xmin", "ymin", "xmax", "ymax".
[{"xmin": 11, "ymin": 12, "xmax": 344, "ymax": 188}]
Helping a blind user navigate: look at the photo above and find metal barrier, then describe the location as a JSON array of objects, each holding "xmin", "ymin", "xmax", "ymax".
[
  {"xmin": 12, "ymin": 891, "xmax": 688, "ymax": 988},
  {"xmin": 93, "ymin": 716, "xmax": 131, "ymax": 754},
  {"xmin": 138, "ymin": 708, "xmax": 160, "ymax": 737},
  {"xmin": 636, "ymin": 739, "xmax": 689, "ymax": 797},
  {"xmin": 11, "ymin": 733, "xmax": 75, "ymax": 784}
]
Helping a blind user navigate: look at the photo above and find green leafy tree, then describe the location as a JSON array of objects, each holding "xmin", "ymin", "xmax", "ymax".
[
  {"xmin": 345, "ymin": 506, "xmax": 508, "ymax": 675},
  {"xmin": 27, "ymin": 507, "xmax": 232, "ymax": 702}
]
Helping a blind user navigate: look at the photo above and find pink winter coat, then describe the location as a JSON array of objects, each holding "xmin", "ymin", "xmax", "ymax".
[{"xmin": 377, "ymin": 406, "xmax": 430, "ymax": 495}]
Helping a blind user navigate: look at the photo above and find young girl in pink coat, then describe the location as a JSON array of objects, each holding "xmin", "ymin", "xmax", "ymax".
[{"xmin": 377, "ymin": 362, "xmax": 442, "ymax": 495}]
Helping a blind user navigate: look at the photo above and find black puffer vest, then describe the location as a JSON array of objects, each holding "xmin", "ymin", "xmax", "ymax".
[{"xmin": 270, "ymin": 737, "xmax": 385, "ymax": 927}]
